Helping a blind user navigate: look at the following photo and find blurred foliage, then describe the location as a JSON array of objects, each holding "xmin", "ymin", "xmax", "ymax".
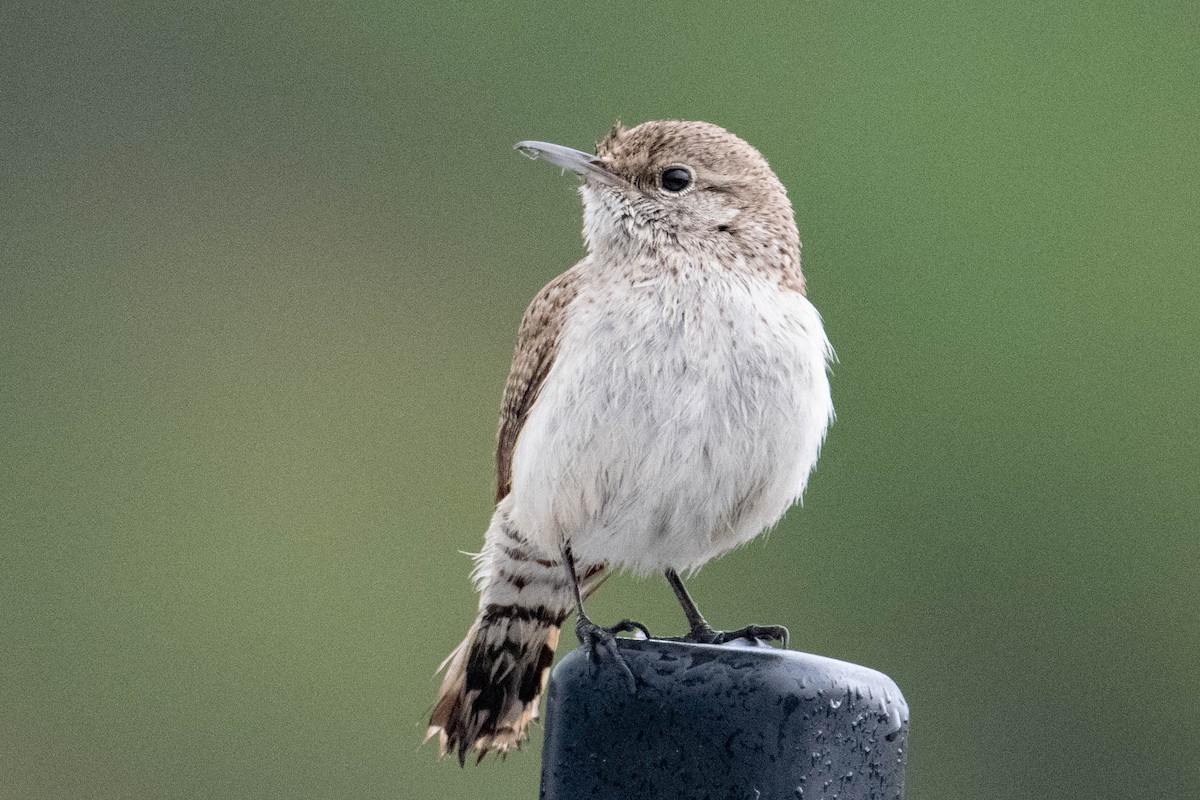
[{"xmin": 2, "ymin": 2, "xmax": 1197, "ymax": 798}]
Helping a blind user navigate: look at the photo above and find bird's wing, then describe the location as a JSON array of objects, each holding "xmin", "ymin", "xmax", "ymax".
[{"xmin": 495, "ymin": 268, "xmax": 581, "ymax": 502}]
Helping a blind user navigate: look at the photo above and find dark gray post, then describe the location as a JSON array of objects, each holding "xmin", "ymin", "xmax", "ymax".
[{"xmin": 540, "ymin": 638, "xmax": 908, "ymax": 799}]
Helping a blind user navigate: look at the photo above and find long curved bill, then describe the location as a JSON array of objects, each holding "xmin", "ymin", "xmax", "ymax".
[{"xmin": 514, "ymin": 140, "xmax": 618, "ymax": 185}]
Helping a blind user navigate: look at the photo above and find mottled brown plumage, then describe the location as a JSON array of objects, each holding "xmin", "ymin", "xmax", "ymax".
[{"xmin": 495, "ymin": 269, "xmax": 580, "ymax": 502}]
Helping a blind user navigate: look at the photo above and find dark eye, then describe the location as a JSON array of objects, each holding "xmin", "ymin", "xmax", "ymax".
[{"xmin": 660, "ymin": 167, "xmax": 692, "ymax": 192}]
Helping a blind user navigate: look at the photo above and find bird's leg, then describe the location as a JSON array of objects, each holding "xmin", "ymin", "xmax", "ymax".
[
  {"xmin": 664, "ymin": 568, "xmax": 716, "ymax": 639},
  {"xmin": 560, "ymin": 542, "xmax": 646, "ymax": 691},
  {"xmin": 665, "ymin": 569, "xmax": 790, "ymax": 648}
]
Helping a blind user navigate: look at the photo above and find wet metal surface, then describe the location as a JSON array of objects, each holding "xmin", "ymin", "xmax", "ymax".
[{"xmin": 540, "ymin": 638, "xmax": 908, "ymax": 799}]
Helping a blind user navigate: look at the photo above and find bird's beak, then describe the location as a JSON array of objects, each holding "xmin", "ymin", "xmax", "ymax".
[{"xmin": 514, "ymin": 140, "xmax": 617, "ymax": 185}]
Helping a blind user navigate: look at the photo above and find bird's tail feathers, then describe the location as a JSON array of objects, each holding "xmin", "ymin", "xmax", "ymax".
[{"xmin": 428, "ymin": 511, "xmax": 603, "ymax": 764}]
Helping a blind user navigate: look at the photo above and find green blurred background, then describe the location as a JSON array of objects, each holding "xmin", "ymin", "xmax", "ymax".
[{"xmin": 2, "ymin": 2, "xmax": 1197, "ymax": 798}]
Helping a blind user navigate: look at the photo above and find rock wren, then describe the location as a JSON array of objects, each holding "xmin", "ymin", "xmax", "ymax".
[{"xmin": 429, "ymin": 120, "xmax": 834, "ymax": 763}]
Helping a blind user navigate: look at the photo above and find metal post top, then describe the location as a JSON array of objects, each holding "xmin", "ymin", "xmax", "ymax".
[{"xmin": 541, "ymin": 638, "xmax": 909, "ymax": 800}]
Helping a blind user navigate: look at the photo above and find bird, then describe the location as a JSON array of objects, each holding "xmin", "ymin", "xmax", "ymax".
[{"xmin": 428, "ymin": 120, "xmax": 834, "ymax": 764}]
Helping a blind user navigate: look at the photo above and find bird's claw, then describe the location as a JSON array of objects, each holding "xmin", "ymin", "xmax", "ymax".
[
  {"xmin": 685, "ymin": 623, "xmax": 790, "ymax": 648},
  {"xmin": 607, "ymin": 618, "xmax": 652, "ymax": 639},
  {"xmin": 574, "ymin": 617, "xmax": 646, "ymax": 693}
]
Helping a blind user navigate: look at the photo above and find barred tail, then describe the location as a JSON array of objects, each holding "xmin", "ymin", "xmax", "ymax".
[{"xmin": 428, "ymin": 506, "xmax": 603, "ymax": 764}]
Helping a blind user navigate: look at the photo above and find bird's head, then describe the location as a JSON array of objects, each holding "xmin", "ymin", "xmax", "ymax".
[{"xmin": 516, "ymin": 120, "xmax": 803, "ymax": 288}]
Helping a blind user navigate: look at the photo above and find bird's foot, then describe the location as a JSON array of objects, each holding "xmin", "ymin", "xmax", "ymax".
[
  {"xmin": 684, "ymin": 622, "xmax": 790, "ymax": 648},
  {"xmin": 574, "ymin": 617, "xmax": 648, "ymax": 692}
]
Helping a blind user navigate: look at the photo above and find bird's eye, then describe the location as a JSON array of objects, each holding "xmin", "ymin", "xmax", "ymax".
[{"xmin": 660, "ymin": 167, "xmax": 692, "ymax": 192}]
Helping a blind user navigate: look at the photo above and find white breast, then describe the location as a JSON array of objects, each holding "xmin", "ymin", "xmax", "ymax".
[{"xmin": 508, "ymin": 263, "xmax": 833, "ymax": 574}]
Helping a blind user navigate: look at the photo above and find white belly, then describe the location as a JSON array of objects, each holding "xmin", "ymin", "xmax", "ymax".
[{"xmin": 507, "ymin": 268, "xmax": 833, "ymax": 574}]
